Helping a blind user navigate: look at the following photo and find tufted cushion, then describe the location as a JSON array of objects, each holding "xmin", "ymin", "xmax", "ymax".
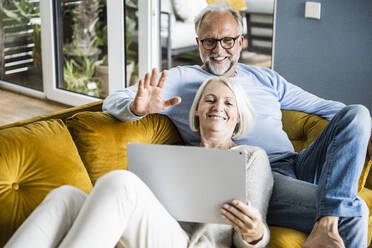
[
  {"xmin": 281, "ymin": 110, "xmax": 328, "ymax": 152},
  {"xmin": 66, "ymin": 112, "xmax": 183, "ymax": 184},
  {"xmin": 0, "ymin": 119, "xmax": 92, "ymax": 246},
  {"xmin": 267, "ymin": 226, "xmax": 307, "ymax": 248}
]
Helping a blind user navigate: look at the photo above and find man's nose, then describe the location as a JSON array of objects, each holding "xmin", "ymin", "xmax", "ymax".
[{"xmin": 212, "ymin": 40, "xmax": 224, "ymax": 53}]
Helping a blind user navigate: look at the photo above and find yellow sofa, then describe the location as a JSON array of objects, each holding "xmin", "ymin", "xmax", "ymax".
[{"xmin": 0, "ymin": 100, "xmax": 371, "ymax": 247}]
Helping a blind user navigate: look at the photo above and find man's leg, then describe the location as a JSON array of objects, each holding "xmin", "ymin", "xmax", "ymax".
[
  {"xmin": 295, "ymin": 105, "xmax": 371, "ymax": 219},
  {"xmin": 267, "ymin": 172, "xmax": 317, "ymax": 234},
  {"xmin": 268, "ymin": 173, "xmax": 369, "ymax": 248},
  {"xmin": 295, "ymin": 105, "xmax": 370, "ymax": 247},
  {"xmin": 338, "ymin": 203, "xmax": 369, "ymax": 248},
  {"xmin": 5, "ymin": 185, "xmax": 87, "ymax": 248},
  {"xmin": 59, "ymin": 170, "xmax": 189, "ymax": 248}
]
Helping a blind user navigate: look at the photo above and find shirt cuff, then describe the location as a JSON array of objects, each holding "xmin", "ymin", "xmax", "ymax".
[{"xmin": 125, "ymin": 103, "xmax": 146, "ymax": 121}]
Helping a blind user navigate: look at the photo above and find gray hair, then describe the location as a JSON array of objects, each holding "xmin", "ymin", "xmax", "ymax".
[
  {"xmin": 189, "ymin": 77, "xmax": 256, "ymax": 140},
  {"xmin": 194, "ymin": 3, "xmax": 244, "ymax": 36}
]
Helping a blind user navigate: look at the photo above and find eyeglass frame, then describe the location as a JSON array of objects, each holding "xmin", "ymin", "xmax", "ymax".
[{"xmin": 198, "ymin": 35, "xmax": 242, "ymax": 50}]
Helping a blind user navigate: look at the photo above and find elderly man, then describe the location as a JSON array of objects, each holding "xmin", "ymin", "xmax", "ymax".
[{"xmin": 103, "ymin": 3, "xmax": 372, "ymax": 247}]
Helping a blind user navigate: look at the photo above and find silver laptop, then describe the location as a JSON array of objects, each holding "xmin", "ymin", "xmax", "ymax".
[{"xmin": 127, "ymin": 143, "xmax": 246, "ymax": 224}]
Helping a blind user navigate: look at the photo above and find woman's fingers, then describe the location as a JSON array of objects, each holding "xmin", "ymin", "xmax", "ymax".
[
  {"xmin": 222, "ymin": 203, "xmax": 254, "ymax": 229},
  {"xmin": 221, "ymin": 211, "xmax": 242, "ymax": 233},
  {"xmin": 222, "ymin": 209, "xmax": 246, "ymax": 231},
  {"xmin": 222, "ymin": 201, "xmax": 265, "ymax": 244},
  {"xmin": 233, "ymin": 200, "xmax": 261, "ymax": 222}
]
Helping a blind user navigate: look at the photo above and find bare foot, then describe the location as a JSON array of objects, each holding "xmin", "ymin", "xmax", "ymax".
[{"xmin": 302, "ymin": 216, "xmax": 345, "ymax": 248}]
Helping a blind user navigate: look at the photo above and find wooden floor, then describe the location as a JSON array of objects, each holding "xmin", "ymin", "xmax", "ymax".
[{"xmin": 0, "ymin": 89, "xmax": 70, "ymax": 126}]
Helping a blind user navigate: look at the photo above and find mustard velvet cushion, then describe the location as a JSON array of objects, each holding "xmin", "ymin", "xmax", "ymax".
[
  {"xmin": 66, "ymin": 112, "xmax": 183, "ymax": 184},
  {"xmin": 281, "ymin": 110, "xmax": 371, "ymax": 192},
  {"xmin": 0, "ymin": 119, "xmax": 92, "ymax": 247},
  {"xmin": 267, "ymin": 226, "xmax": 307, "ymax": 248}
]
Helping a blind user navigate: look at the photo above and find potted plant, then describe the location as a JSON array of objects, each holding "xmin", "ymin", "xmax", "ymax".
[
  {"xmin": 95, "ymin": 0, "xmax": 138, "ymax": 93},
  {"xmin": 64, "ymin": 57, "xmax": 102, "ymax": 97},
  {"xmin": 1, "ymin": 0, "xmax": 42, "ymax": 69},
  {"xmin": 93, "ymin": 9, "xmax": 109, "ymax": 97},
  {"xmin": 64, "ymin": 0, "xmax": 101, "ymax": 64},
  {"xmin": 125, "ymin": 0, "xmax": 138, "ymax": 85}
]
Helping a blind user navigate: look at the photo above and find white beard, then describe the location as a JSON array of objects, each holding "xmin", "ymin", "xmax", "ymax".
[{"xmin": 200, "ymin": 48, "xmax": 240, "ymax": 76}]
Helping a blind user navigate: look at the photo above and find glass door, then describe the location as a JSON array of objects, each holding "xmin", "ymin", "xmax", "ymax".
[
  {"xmin": 57, "ymin": 0, "xmax": 108, "ymax": 98},
  {"xmin": 0, "ymin": 0, "xmax": 43, "ymax": 95},
  {"xmin": 42, "ymin": 0, "xmax": 159, "ymax": 106}
]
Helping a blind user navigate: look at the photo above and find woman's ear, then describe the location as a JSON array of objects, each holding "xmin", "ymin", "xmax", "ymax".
[{"xmin": 234, "ymin": 122, "xmax": 240, "ymax": 135}]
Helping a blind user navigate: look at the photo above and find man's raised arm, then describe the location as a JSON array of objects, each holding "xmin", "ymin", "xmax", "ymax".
[{"xmin": 103, "ymin": 68, "xmax": 181, "ymax": 121}]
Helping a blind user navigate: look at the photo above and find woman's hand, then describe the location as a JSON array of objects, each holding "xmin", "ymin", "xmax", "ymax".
[
  {"xmin": 221, "ymin": 200, "xmax": 264, "ymax": 244},
  {"xmin": 130, "ymin": 68, "xmax": 181, "ymax": 116}
]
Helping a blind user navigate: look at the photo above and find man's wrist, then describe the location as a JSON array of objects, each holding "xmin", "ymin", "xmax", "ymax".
[{"xmin": 129, "ymin": 102, "xmax": 144, "ymax": 117}]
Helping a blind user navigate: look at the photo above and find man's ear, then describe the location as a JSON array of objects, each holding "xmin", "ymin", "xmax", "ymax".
[
  {"xmin": 196, "ymin": 37, "xmax": 200, "ymax": 46},
  {"xmin": 238, "ymin": 36, "xmax": 244, "ymax": 47}
]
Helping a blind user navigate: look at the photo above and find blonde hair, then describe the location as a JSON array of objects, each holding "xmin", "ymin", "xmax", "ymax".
[{"xmin": 189, "ymin": 77, "xmax": 256, "ymax": 140}]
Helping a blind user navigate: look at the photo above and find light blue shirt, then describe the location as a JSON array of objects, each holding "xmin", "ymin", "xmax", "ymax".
[{"xmin": 103, "ymin": 64, "xmax": 345, "ymax": 162}]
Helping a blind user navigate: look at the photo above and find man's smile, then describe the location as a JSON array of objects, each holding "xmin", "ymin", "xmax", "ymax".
[{"xmin": 210, "ymin": 56, "xmax": 229, "ymax": 64}]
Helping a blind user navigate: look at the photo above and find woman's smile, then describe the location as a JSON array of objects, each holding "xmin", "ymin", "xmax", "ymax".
[{"xmin": 207, "ymin": 113, "xmax": 227, "ymax": 120}]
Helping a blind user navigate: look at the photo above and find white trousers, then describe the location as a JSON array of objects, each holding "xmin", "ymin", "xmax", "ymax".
[{"xmin": 5, "ymin": 170, "xmax": 190, "ymax": 248}]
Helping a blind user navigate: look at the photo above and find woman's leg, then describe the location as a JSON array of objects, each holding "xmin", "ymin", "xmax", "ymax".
[
  {"xmin": 59, "ymin": 170, "xmax": 189, "ymax": 248},
  {"xmin": 5, "ymin": 185, "xmax": 87, "ymax": 248}
]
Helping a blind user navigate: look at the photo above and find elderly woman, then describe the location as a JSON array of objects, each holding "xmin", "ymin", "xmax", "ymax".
[{"xmin": 6, "ymin": 73, "xmax": 273, "ymax": 248}]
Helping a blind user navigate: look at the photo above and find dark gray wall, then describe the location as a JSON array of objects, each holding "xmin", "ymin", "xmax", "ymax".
[{"xmin": 273, "ymin": 0, "xmax": 372, "ymax": 112}]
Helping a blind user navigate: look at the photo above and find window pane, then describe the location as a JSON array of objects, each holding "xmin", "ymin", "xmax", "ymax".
[
  {"xmin": 125, "ymin": 0, "xmax": 138, "ymax": 86},
  {"xmin": 0, "ymin": 0, "xmax": 43, "ymax": 91},
  {"xmin": 56, "ymin": 0, "xmax": 108, "ymax": 98}
]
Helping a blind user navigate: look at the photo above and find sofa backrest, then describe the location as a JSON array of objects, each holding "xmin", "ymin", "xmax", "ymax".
[{"xmin": 0, "ymin": 100, "xmax": 103, "ymax": 130}]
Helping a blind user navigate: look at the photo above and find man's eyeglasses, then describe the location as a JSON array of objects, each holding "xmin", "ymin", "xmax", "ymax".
[{"xmin": 199, "ymin": 35, "xmax": 241, "ymax": 50}]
